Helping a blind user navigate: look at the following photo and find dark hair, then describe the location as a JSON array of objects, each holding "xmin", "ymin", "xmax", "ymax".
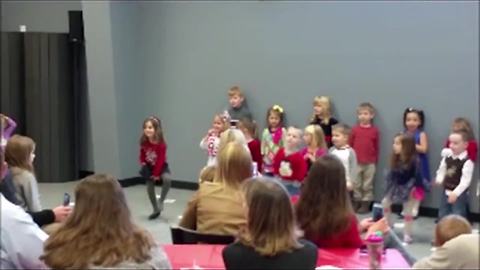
[
  {"xmin": 390, "ymin": 133, "xmax": 417, "ymax": 169},
  {"xmin": 403, "ymin": 107, "xmax": 425, "ymax": 129},
  {"xmin": 139, "ymin": 116, "xmax": 165, "ymax": 145},
  {"xmin": 266, "ymin": 105, "xmax": 285, "ymax": 129},
  {"xmin": 296, "ymin": 155, "xmax": 353, "ymax": 239},
  {"xmin": 238, "ymin": 118, "xmax": 258, "ymax": 139}
]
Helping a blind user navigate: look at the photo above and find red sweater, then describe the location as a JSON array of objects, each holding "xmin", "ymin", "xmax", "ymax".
[
  {"xmin": 307, "ymin": 215, "xmax": 363, "ymax": 248},
  {"xmin": 350, "ymin": 125, "xmax": 379, "ymax": 164},
  {"xmin": 247, "ymin": 139, "xmax": 263, "ymax": 173},
  {"xmin": 139, "ymin": 140, "xmax": 167, "ymax": 177},
  {"xmin": 273, "ymin": 148, "xmax": 307, "ymax": 182},
  {"xmin": 445, "ymin": 139, "xmax": 478, "ymax": 162}
]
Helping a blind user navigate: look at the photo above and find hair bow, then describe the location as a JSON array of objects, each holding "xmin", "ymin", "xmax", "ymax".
[{"xmin": 272, "ymin": 105, "xmax": 284, "ymax": 113}]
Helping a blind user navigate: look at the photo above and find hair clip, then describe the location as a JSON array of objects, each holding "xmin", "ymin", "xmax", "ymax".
[
  {"xmin": 272, "ymin": 105, "xmax": 284, "ymax": 113},
  {"xmin": 149, "ymin": 116, "xmax": 159, "ymax": 124}
]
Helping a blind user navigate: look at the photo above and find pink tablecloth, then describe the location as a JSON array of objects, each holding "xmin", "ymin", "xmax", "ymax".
[{"xmin": 163, "ymin": 244, "xmax": 411, "ymax": 269}]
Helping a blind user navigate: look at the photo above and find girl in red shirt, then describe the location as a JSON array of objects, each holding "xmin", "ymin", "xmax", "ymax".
[
  {"xmin": 139, "ymin": 116, "xmax": 171, "ymax": 220},
  {"xmin": 238, "ymin": 118, "xmax": 263, "ymax": 174},
  {"xmin": 296, "ymin": 155, "xmax": 363, "ymax": 248}
]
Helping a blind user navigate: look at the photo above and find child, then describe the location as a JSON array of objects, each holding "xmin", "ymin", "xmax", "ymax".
[
  {"xmin": 223, "ymin": 177, "xmax": 318, "ymax": 269},
  {"xmin": 310, "ymin": 96, "xmax": 338, "ymax": 147},
  {"xmin": 442, "ymin": 117, "xmax": 477, "ymax": 162},
  {"xmin": 225, "ymin": 86, "xmax": 253, "ymax": 121},
  {"xmin": 413, "ymin": 215, "xmax": 476, "ymax": 269},
  {"xmin": 1, "ymin": 114, "xmax": 17, "ymax": 151},
  {"xmin": 218, "ymin": 128, "xmax": 249, "ymax": 154},
  {"xmin": 300, "ymin": 124, "xmax": 327, "ymax": 172},
  {"xmin": 200, "ymin": 114, "xmax": 229, "ymax": 167},
  {"xmin": 238, "ymin": 118, "xmax": 263, "ymax": 173},
  {"xmin": 435, "ymin": 131, "xmax": 474, "ymax": 220},
  {"xmin": 261, "ymin": 105, "xmax": 286, "ymax": 176},
  {"xmin": 350, "ymin": 102, "xmax": 380, "ymax": 213},
  {"xmin": 4, "ymin": 135, "xmax": 42, "ymax": 212},
  {"xmin": 272, "ymin": 126, "xmax": 307, "ymax": 196},
  {"xmin": 329, "ymin": 124, "xmax": 357, "ymax": 191},
  {"xmin": 139, "ymin": 116, "xmax": 172, "ymax": 220},
  {"xmin": 403, "ymin": 107, "xmax": 430, "ymax": 217},
  {"xmin": 382, "ymin": 133, "xmax": 422, "ymax": 244}
]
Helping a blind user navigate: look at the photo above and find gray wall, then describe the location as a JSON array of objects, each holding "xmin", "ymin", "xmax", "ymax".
[
  {"xmin": 1, "ymin": 0, "xmax": 81, "ymax": 32},
  {"xmin": 135, "ymin": 1, "xmax": 479, "ymax": 212}
]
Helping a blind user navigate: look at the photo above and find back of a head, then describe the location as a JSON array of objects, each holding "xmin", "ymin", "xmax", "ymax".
[
  {"xmin": 297, "ymin": 155, "xmax": 352, "ymax": 237},
  {"xmin": 5, "ymin": 135, "xmax": 35, "ymax": 172},
  {"xmin": 435, "ymin": 215, "xmax": 472, "ymax": 246},
  {"xmin": 240, "ymin": 177, "xmax": 301, "ymax": 256},
  {"xmin": 218, "ymin": 129, "xmax": 247, "ymax": 153},
  {"xmin": 42, "ymin": 174, "xmax": 154, "ymax": 269},
  {"xmin": 215, "ymin": 142, "xmax": 252, "ymax": 188}
]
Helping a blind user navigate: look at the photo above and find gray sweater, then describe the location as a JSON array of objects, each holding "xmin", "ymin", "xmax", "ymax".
[{"xmin": 10, "ymin": 167, "xmax": 42, "ymax": 212}]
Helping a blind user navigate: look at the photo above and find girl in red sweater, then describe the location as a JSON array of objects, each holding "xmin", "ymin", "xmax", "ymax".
[
  {"xmin": 238, "ymin": 118, "xmax": 263, "ymax": 174},
  {"xmin": 442, "ymin": 117, "xmax": 477, "ymax": 162},
  {"xmin": 296, "ymin": 155, "xmax": 363, "ymax": 248},
  {"xmin": 139, "ymin": 116, "xmax": 171, "ymax": 220},
  {"xmin": 273, "ymin": 126, "xmax": 307, "ymax": 196}
]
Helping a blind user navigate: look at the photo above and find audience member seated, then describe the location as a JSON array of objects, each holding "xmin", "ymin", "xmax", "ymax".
[
  {"xmin": 5, "ymin": 135, "xmax": 42, "ymax": 212},
  {"xmin": 40, "ymin": 174, "xmax": 171, "ymax": 269},
  {"xmin": 180, "ymin": 142, "xmax": 252, "ymax": 235},
  {"xmin": 223, "ymin": 177, "xmax": 318, "ymax": 270},
  {"xmin": 0, "ymin": 147, "xmax": 48, "ymax": 269},
  {"xmin": 296, "ymin": 155, "xmax": 363, "ymax": 248},
  {"xmin": 199, "ymin": 165, "xmax": 216, "ymax": 183},
  {"xmin": 413, "ymin": 215, "xmax": 478, "ymax": 269}
]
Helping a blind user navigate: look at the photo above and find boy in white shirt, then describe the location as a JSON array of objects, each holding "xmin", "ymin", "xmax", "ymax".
[{"xmin": 329, "ymin": 123, "xmax": 357, "ymax": 191}]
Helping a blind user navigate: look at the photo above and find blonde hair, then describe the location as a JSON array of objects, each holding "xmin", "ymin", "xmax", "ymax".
[
  {"xmin": 304, "ymin": 125, "xmax": 327, "ymax": 150},
  {"xmin": 239, "ymin": 178, "xmax": 302, "ymax": 256},
  {"xmin": 5, "ymin": 135, "xmax": 35, "ymax": 172},
  {"xmin": 228, "ymin": 86, "xmax": 244, "ymax": 98},
  {"xmin": 311, "ymin": 96, "xmax": 332, "ymax": 124},
  {"xmin": 435, "ymin": 215, "xmax": 472, "ymax": 246},
  {"xmin": 199, "ymin": 165, "xmax": 216, "ymax": 183},
  {"xmin": 41, "ymin": 174, "xmax": 155, "ymax": 269},
  {"xmin": 214, "ymin": 142, "xmax": 252, "ymax": 189},
  {"xmin": 218, "ymin": 128, "xmax": 247, "ymax": 153},
  {"xmin": 285, "ymin": 126, "xmax": 303, "ymax": 154}
]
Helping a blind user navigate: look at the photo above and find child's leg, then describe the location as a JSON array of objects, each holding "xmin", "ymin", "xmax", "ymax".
[
  {"xmin": 158, "ymin": 173, "xmax": 172, "ymax": 211},
  {"xmin": 437, "ymin": 189, "xmax": 451, "ymax": 220},
  {"xmin": 353, "ymin": 165, "xmax": 364, "ymax": 203},
  {"xmin": 381, "ymin": 196, "xmax": 393, "ymax": 225},
  {"xmin": 402, "ymin": 194, "xmax": 416, "ymax": 242},
  {"xmin": 146, "ymin": 178, "xmax": 160, "ymax": 214},
  {"xmin": 451, "ymin": 191, "xmax": 469, "ymax": 220},
  {"xmin": 362, "ymin": 164, "xmax": 376, "ymax": 202}
]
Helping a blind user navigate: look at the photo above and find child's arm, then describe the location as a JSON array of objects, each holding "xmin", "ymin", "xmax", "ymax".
[
  {"xmin": 435, "ymin": 157, "xmax": 447, "ymax": 185},
  {"xmin": 348, "ymin": 149, "xmax": 358, "ymax": 185},
  {"xmin": 260, "ymin": 129, "xmax": 267, "ymax": 155},
  {"xmin": 374, "ymin": 127, "xmax": 380, "ymax": 163},
  {"xmin": 272, "ymin": 149, "xmax": 283, "ymax": 176},
  {"xmin": 349, "ymin": 129, "xmax": 356, "ymax": 148},
  {"xmin": 23, "ymin": 174, "xmax": 42, "ymax": 212},
  {"xmin": 152, "ymin": 144, "xmax": 167, "ymax": 178},
  {"xmin": 467, "ymin": 140, "xmax": 478, "ymax": 162},
  {"xmin": 139, "ymin": 145, "xmax": 146, "ymax": 165},
  {"xmin": 3, "ymin": 116, "xmax": 17, "ymax": 138},
  {"xmin": 451, "ymin": 160, "xmax": 474, "ymax": 197},
  {"xmin": 292, "ymin": 153, "xmax": 308, "ymax": 181},
  {"xmin": 416, "ymin": 132, "xmax": 428, "ymax": 153}
]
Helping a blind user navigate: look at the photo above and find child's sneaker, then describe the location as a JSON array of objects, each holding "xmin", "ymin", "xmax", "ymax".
[{"xmin": 402, "ymin": 234, "xmax": 413, "ymax": 245}]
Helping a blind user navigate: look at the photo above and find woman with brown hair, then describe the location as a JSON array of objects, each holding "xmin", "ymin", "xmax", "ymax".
[
  {"xmin": 223, "ymin": 177, "xmax": 317, "ymax": 270},
  {"xmin": 40, "ymin": 174, "xmax": 171, "ymax": 269},
  {"xmin": 180, "ymin": 141, "xmax": 252, "ymax": 235},
  {"xmin": 296, "ymin": 155, "xmax": 363, "ymax": 248}
]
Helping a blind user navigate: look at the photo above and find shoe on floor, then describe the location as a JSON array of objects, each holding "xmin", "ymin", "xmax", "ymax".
[{"xmin": 148, "ymin": 212, "xmax": 160, "ymax": 220}]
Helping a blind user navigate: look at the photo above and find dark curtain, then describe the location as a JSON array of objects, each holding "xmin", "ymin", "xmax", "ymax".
[{"xmin": 1, "ymin": 32, "xmax": 83, "ymax": 183}]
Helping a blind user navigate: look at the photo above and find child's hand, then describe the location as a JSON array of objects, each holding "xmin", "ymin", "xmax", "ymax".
[
  {"xmin": 306, "ymin": 153, "xmax": 315, "ymax": 162},
  {"xmin": 447, "ymin": 192, "xmax": 458, "ymax": 204},
  {"xmin": 268, "ymin": 152, "xmax": 275, "ymax": 161},
  {"xmin": 151, "ymin": 175, "xmax": 160, "ymax": 181},
  {"xmin": 346, "ymin": 181, "xmax": 353, "ymax": 191}
]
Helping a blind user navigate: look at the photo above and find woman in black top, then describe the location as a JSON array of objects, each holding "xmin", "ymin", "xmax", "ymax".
[{"xmin": 222, "ymin": 177, "xmax": 317, "ymax": 270}]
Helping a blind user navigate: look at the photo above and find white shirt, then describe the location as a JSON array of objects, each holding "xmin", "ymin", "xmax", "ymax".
[
  {"xmin": 435, "ymin": 150, "xmax": 474, "ymax": 197},
  {"xmin": 329, "ymin": 146, "xmax": 357, "ymax": 183},
  {"xmin": 0, "ymin": 194, "xmax": 48, "ymax": 269},
  {"xmin": 200, "ymin": 136, "xmax": 220, "ymax": 167}
]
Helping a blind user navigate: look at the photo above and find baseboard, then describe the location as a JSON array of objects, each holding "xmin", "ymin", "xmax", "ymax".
[
  {"xmin": 391, "ymin": 204, "xmax": 480, "ymax": 222},
  {"xmin": 119, "ymin": 176, "xmax": 199, "ymax": 190}
]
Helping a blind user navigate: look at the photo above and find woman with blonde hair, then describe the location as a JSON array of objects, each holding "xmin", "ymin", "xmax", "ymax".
[
  {"xmin": 180, "ymin": 142, "xmax": 252, "ymax": 235},
  {"xmin": 40, "ymin": 174, "xmax": 171, "ymax": 269},
  {"xmin": 223, "ymin": 177, "xmax": 317, "ymax": 269}
]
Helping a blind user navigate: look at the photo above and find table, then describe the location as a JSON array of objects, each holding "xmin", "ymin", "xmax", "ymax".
[{"xmin": 163, "ymin": 244, "xmax": 411, "ymax": 269}]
